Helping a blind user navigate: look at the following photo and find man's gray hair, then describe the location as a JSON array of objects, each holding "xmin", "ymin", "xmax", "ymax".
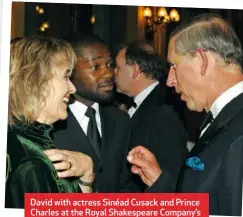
[{"xmin": 170, "ymin": 13, "xmax": 242, "ymax": 68}]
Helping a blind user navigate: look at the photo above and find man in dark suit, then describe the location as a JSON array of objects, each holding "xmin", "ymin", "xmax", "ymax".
[
  {"xmin": 115, "ymin": 41, "xmax": 188, "ymax": 192},
  {"xmin": 127, "ymin": 14, "xmax": 243, "ymax": 216},
  {"xmin": 49, "ymin": 34, "xmax": 131, "ymax": 193}
]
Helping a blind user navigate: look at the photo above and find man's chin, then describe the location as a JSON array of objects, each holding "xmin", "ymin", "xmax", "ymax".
[
  {"xmin": 186, "ymin": 101, "xmax": 198, "ymax": 112},
  {"xmin": 96, "ymin": 92, "xmax": 114, "ymax": 105}
]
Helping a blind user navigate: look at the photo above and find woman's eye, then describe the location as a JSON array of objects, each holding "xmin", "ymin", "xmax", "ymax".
[{"xmin": 63, "ymin": 75, "xmax": 71, "ymax": 81}]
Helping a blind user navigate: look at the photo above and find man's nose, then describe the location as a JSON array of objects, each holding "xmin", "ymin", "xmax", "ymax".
[{"xmin": 166, "ymin": 68, "xmax": 177, "ymax": 87}]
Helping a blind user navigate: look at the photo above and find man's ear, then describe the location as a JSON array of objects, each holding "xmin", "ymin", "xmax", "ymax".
[
  {"xmin": 131, "ymin": 64, "xmax": 140, "ymax": 79},
  {"xmin": 196, "ymin": 48, "xmax": 208, "ymax": 76}
]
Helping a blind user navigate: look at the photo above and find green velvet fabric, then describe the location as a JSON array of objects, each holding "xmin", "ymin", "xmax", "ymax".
[{"xmin": 5, "ymin": 120, "xmax": 81, "ymax": 209}]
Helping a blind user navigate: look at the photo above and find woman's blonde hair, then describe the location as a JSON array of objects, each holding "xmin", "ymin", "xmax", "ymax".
[{"xmin": 9, "ymin": 36, "xmax": 76, "ymax": 126}]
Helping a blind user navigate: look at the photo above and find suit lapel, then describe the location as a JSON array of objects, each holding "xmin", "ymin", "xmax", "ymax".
[
  {"xmin": 99, "ymin": 106, "xmax": 116, "ymax": 162},
  {"xmin": 131, "ymin": 84, "xmax": 166, "ymax": 132},
  {"xmin": 67, "ymin": 109, "xmax": 86, "ymax": 140},
  {"xmin": 190, "ymin": 93, "xmax": 243, "ymax": 156}
]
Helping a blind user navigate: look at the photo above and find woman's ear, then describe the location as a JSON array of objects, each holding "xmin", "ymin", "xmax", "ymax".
[{"xmin": 196, "ymin": 48, "xmax": 208, "ymax": 76}]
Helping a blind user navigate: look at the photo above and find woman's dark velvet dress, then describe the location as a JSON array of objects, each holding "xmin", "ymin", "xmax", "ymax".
[{"xmin": 5, "ymin": 121, "xmax": 81, "ymax": 208}]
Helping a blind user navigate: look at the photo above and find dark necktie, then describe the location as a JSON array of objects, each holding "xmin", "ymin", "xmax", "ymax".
[
  {"xmin": 85, "ymin": 107, "xmax": 101, "ymax": 155},
  {"xmin": 131, "ymin": 98, "xmax": 137, "ymax": 108},
  {"xmin": 199, "ymin": 111, "xmax": 214, "ymax": 132},
  {"xmin": 125, "ymin": 97, "xmax": 137, "ymax": 110}
]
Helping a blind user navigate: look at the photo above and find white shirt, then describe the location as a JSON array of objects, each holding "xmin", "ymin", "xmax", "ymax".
[
  {"xmin": 200, "ymin": 81, "xmax": 243, "ymax": 137},
  {"xmin": 128, "ymin": 81, "xmax": 159, "ymax": 117},
  {"xmin": 69, "ymin": 101, "xmax": 102, "ymax": 136}
]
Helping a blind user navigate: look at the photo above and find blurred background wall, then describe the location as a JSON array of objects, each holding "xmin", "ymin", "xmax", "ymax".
[{"xmin": 10, "ymin": 2, "xmax": 243, "ymax": 142}]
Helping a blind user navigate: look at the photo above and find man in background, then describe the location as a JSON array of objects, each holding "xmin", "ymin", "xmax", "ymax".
[{"xmin": 115, "ymin": 41, "xmax": 188, "ymax": 192}]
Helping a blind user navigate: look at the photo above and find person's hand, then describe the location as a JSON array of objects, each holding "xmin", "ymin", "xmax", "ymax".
[
  {"xmin": 127, "ymin": 146, "xmax": 162, "ymax": 187},
  {"xmin": 44, "ymin": 149, "xmax": 93, "ymax": 179}
]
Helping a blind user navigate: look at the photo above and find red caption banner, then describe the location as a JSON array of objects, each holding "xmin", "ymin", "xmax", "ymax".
[{"xmin": 25, "ymin": 193, "xmax": 208, "ymax": 217}]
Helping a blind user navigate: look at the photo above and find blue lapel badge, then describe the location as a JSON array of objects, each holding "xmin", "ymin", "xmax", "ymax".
[{"xmin": 186, "ymin": 156, "xmax": 204, "ymax": 171}]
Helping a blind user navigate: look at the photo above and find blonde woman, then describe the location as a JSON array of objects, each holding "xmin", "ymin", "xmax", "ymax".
[{"xmin": 6, "ymin": 36, "xmax": 93, "ymax": 208}]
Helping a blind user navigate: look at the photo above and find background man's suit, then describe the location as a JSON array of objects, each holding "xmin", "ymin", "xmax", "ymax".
[
  {"xmin": 52, "ymin": 105, "xmax": 131, "ymax": 192},
  {"xmin": 149, "ymin": 93, "xmax": 243, "ymax": 216},
  {"xmin": 130, "ymin": 83, "xmax": 189, "ymax": 192}
]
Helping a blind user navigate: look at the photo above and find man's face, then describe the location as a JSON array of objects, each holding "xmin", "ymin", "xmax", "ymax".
[
  {"xmin": 115, "ymin": 48, "xmax": 134, "ymax": 96},
  {"xmin": 71, "ymin": 43, "xmax": 115, "ymax": 104},
  {"xmin": 166, "ymin": 37, "xmax": 206, "ymax": 112}
]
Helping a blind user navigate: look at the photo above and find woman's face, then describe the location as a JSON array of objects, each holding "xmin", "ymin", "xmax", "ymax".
[{"xmin": 37, "ymin": 57, "xmax": 76, "ymax": 124}]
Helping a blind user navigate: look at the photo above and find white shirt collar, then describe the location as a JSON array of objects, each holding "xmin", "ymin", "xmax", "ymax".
[
  {"xmin": 69, "ymin": 100, "xmax": 101, "ymax": 136},
  {"xmin": 69, "ymin": 100, "xmax": 99, "ymax": 120},
  {"xmin": 134, "ymin": 81, "xmax": 159, "ymax": 109},
  {"xmin": 69, "ymin": 100, "xmax": 87, "ymax": 122},
  {"xmin": 92, "ymin": 102, "xmax": 99, "ymax": 114},
  {"xmin": 128, "ymin": 81, "xmax": 159, "ymax": 117},
  {"xmin": 210, "ymin": 81, "xmax": 243, "ymax": 118}
]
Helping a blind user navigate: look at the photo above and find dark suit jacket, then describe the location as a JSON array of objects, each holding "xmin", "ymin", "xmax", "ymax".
[
  {"xmin": 130, "ymin": 83, "xmax": 188, "ymax": 192},
  {"xmin": 149, "ymin": 93, "xmax": 243, "ymax": 216},
  {"xmin": 52, "ymin": 105, "xmax": 131, "ymax": 193}
]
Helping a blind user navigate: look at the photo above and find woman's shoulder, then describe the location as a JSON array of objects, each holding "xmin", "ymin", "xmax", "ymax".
[
  {"xmin": 13, "ymin": 155, "xmax": 55, "ymax": 177},
  {"xmin": 7, "ymin": 130, "xmax": 27, "ymax": 165},
  {"xmin": 6, "ymin": 149, "xmax": 57, "ymax": 186},
  {"xmin": 6, "ymin": 130, "xmax": 52, "ymax": 178},
  {"xmin": 8, "ymin": 128, "xmax": 47, "ymax": 157},
  {"xmin": 5, "ymin": 156, "xmax": 61, "ymax": 198}
]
